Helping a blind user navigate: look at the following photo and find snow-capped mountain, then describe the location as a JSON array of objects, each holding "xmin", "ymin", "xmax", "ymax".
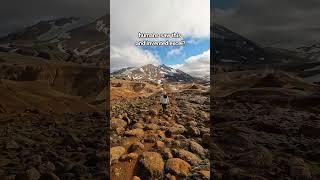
[
  {"xmin": 212, "ymin": 24, "xmax": 320, "ymax": 84},
  {"xmin": 112, "ymin": 64, "xmax": 196, "ymax": 83},
  {"xmin": 0, "ymin": 17, "xmax": 81, "ymax": 43},
  {"xmin": 212, "ymin": 24, "xmax": 303, "ymax": 64},
  {"xmin": 0, "ymin": 15, "xmax": 109, "ymax": 66},
  {"xmin": 213, "ymin": 24, "xmax": 267, "ymax": 63}
]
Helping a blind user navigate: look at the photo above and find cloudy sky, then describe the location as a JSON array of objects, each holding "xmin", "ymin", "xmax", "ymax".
[
  {"xmin": 0, "ymin": 0, "xmax": 107, "ymax": 37},
  {"xmin": 214, "ymin": 0, "xmax": 320, "ymax": 49},
  {"xmin": 111, "ymin": 0, "xmax": 210, "ymax": 77}
]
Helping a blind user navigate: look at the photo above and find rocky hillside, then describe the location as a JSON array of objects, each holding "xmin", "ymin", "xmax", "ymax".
[
  {"xmin": 211, "ymin": 66, "xmax": 320, "ymax": 179},
  {"xmin": 0, "ymin": 111, "xmax": 108, "ymax": 179}
]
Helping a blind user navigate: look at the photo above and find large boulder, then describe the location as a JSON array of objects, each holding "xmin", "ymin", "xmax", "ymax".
[
  {"xmin": 177, "ymin": 149, "xmax": 202, "ymax": 166},
  {"xmin": 165, "ymin": 158, "xmax": 191, "ymax": 177},
  {"xmin": 189, "ymin": 141, "xmax": 206, "ymax": 157},
  {"xmin": 237, "ymin": 146, "xmax": 273, "ymax": 168},
  {"xmin": 145, "ymin": 123, "xmax": 159, "ymax": 130},
  {"xmin": 289, "ymin": 157, "xmax": 312, "ymax": 180},
  {"xmin": 63, "ymin": 132, "xmax": 82, "ymax": 147},
  {"xmin": 120, "ymin": 153, "xmax": 139, "ymax": 161},
  {"xmin": 161, "ymin": 148, "xmax": 173, "ymax": 160},
  {"xmin": 125, "ymin": 128, "xmax": 144, "ymax": 138},
  {"xmin": 168, "ymin": 124, "xmax": 186, "ymax": 135},
  {"xmin": 221, "ymin": 132, "xmax": 254, "ymax": 151},
  {"xmin": 139, "ymin": 152, "xmax": 164, "ymax": 178},
  {"xmin": 110, "ymin": 146, "xmax": 126, "ymax": 164},
  {"xmin": 38, "ymin": 161, "xmax": 56, "ymax": 174},
  {"xmin": 187, "ymin": 126, "xmax": 201, "ymax": 137},
  {"xmin": 129, "ymin": 142, "xmax": 145, "ymax": 152},
  {"xmin": 110, "ymin": 118, "xmax": 127, "ymax": 130},
  {"xmin": 198, "ymin": 170, "xmax": 210, "ymax": 180},
  {"xmin": 26, "ymin": 167, "xmax": 41, "ymax": 180}
]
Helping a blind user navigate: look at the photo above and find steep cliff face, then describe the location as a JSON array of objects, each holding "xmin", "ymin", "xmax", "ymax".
[
  {"xmin": 41, "ymin": 65, "xmax": 107, "ymax": 98},
  {"xmin": 0, "ymin": 53, "xmax": 107, "ymax": 94},
  {"xmin": 0, "ymin": 80, "xmax": 99, "ymax": 113}
]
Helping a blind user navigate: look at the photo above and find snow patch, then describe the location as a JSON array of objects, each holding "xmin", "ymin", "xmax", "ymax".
[
  {"xmin": 10, "ymin": 49, "xmax": 19, "ymax": 53},
  {"xmin": 304, "ymin": 65, "xmax": 320, "ymax": 72},
  {"xmin": 96, "ymin": 20, "xmax": 109, "ymax": 35},
  {"xmin": 220, "ymin": 59, "xmax": 239, "ymax": 63},
  {"xmin": 37, "ymin": 19, "xmax": 81, "ymax": 41},
  {"xmin": 88, "ymin": 47, "xmax": 105, "ymax": 56},
  {"xmin": 49, "ymin": 39, "xmax": 60, "ymax": 43},
  {"xmin": 73, "ymin": 43, "xmax": 106, "ymax": 56},
  {"xmin": 58, "ymin": 42, "xmax": 67, "ymax": 53}
]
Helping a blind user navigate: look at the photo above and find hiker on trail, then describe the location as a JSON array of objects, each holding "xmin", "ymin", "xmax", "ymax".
[{"xmin": 160, "ymin": 92, "xmax": 169, "ymax": 113}]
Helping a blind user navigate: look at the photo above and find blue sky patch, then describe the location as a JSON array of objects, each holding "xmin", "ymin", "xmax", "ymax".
[{"xmin": 142, "ymin": 37, "xmax": 210, "ymax": 65}]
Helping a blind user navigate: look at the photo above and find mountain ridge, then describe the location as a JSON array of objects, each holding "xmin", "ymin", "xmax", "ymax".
[
  {"xmin": 212, "ymin": 24, "xmax": 320, "ymax": 84},
  {"xmin": 0, "ymin": 15, "xmax": 109, "ymax": 67},
  {"xmin": 111, "ymin": 64, "xmax": 204, "ymax": 83}
]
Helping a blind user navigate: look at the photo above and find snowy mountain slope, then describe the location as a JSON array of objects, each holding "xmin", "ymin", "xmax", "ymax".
[
  {"xmin": 212, "ymin": 24, "xmax": 267, "ymax": 63},
  {"xmin": 0, "ymin": 15, "xmax": 109, "ymax": 66},
  {"xmin": 112, "ymin": 64, "xmax": 196, "ymax": 83},
  {"xmin": 212, "ymin": 24, "xmax": 320, "ymax": 85},
  {"xmin": 212, "ymin": 24, "xmax": 304, "ymax": 64}
]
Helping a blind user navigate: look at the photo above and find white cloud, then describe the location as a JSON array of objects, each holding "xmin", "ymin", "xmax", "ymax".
[
  {"xmin": 110, "ymin": 0, "xmax": 210, "ymax": 69},
  {"xmin": 167, "ymin": 46, "xmax": 183, "ymax": 57},
  {"xmin": 171, "ymin": 50, "xmax": 210, "ymax": 77},
  {"xmin": 110, "ymin": 46, "xmax": 160, "ymax": 72},
  {"xmin": 187, "ymin": 38, "xmax": 202, "ymax": 45},
  {"xmin": 111, "ymin": 0, "xmax": 209, "ymax": 46}
]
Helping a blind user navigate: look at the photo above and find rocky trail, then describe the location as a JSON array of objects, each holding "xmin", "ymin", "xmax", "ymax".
[
  {"xmin": 110, "ymin": 90, "xmax": 210, "ymax": 179},
  {"xmin": 0, "ymin": 111, "xmax": 108, "ymax": 180}
]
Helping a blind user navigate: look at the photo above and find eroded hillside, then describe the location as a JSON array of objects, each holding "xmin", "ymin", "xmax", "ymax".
[{"xmin": 0, "ymin": 52, "xmax": 107, "ymax": 113}]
